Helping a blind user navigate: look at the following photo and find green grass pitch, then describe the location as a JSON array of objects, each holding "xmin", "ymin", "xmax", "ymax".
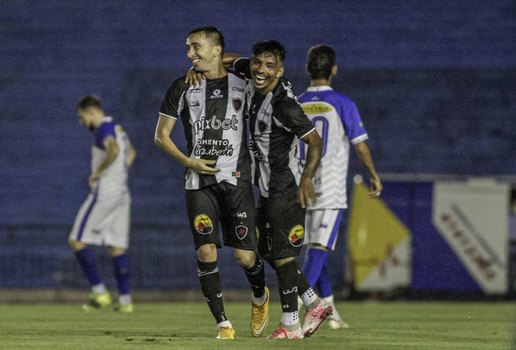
[{"xmin": 0, "ymin": 301, "xmax": 513, "ymax": 349}]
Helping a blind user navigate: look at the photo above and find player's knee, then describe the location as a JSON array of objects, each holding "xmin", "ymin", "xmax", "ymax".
[
  {"xmin": 234, "ymin": 250, "xmax": 255, "ymax": 269},
  {"xmin": 108, "ymin": 246, "xmax": 126, "ymax": 257},
  {"xmin": 197, "ymin": 244, "xmax": 217, "ymax": 262},
  {"xmin": 68, "ymin": 239, "xmax": 86, "ymax": 252}
]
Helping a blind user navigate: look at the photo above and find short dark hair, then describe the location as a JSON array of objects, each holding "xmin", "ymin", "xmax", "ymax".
[
  {"xmin": 188, "ymin": 26, "xmax": 225, "ymax": 52},
  {"xmin": 307, "ymin": 45, "xmax": 336, "ymax": 80},
  {"xmin": 252, "ymin": 40, "xmax": 287, "ymax": 62},
  {"xmin": 76, "ymin": 95, "xmax": 102, "ymax": 111}
]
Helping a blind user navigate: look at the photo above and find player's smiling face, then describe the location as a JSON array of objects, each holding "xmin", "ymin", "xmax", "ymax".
[
  {"xmin": 186, "ymin": 33, "xmax": 219, "ymax": 73},
  {"xmin": 250, "ymin": 52, "xmax": 284, "ymax": 95}
]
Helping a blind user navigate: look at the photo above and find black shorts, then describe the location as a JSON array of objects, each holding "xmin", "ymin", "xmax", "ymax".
[
  {"xmin": 185, "ymin": 182, "xmax": 257, "ymax": 250},
  {"xmin": 256, "ymin": 191, "xmax": 306, "ymax": 260}
]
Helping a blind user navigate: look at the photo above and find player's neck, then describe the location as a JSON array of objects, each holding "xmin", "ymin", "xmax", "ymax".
[
  {"xmin": 310, "ymin": 79, "xmax": 331, "ymax": 87},
  {"xmin": 203, "ymin": 64, "xmax": 227, "ymax": 80},
  {"xmin": 91, "ymin": 113, "xmax": 105, "ymax": 128}
]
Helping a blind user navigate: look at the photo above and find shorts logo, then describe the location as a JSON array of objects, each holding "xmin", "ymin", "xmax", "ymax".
[
  {"xmin": 235, "ymin": 225, "xmax": 248, "ymax": 240},
  {"xmin": 232, "ymin": 98, "xmax": 243, "ymax": 113},
  {"xmin": 236, "ymin": 212, "xmax": 247, "ymax": 218},
  {"xmin": 194, "ymin": 214, "xmax": 213, "ymax": 235},
  {"xmin": 288, "ymin": 225, "xmax": 304, "ymax": 247}
]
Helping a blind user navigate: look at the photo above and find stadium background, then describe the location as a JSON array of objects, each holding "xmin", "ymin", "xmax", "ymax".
[{"xmin": 1, "ymin": 0, "xmax": 515, "ymax": 298}]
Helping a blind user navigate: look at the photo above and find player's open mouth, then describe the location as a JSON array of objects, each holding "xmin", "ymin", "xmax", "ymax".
[
  {"xmin": 191, "ymin": 58, "xmax": 200, "ymax": 65},
  {"xmin": 253, "ymin": 74, "xmax": 267, "ymax": 85}
]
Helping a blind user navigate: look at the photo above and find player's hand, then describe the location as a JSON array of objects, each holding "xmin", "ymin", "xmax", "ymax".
[
  {"xmin": 185, "ymin": 68, "xmax": 205, "ymax": 87},
  {"xmin": 297, "ymin": 176, "xmax": 317, "ymax": 209},
  {"xmin": 186, "ymin": 158, "xmax": 220, "ymax": 175},
  {"xmin": 368, "ymin": 175, "xmax": 383, "ymax": 198},
  {"xmin": 88, "ymin": 172, "xmax": 100, "ymax": 189}
]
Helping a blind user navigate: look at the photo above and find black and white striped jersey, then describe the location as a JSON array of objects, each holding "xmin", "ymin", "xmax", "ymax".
[
  {"xmin": 159, "ymin": 72, "xmax": 251, "ymax": 190},
  {"xmin": 234, "ymin": 58, "xmax": 315, "ymax": 197}
]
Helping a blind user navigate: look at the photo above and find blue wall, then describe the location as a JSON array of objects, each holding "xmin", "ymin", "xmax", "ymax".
[{"xmin": 1, "ymin": 0, "xmax": 515, "ymax": 290}]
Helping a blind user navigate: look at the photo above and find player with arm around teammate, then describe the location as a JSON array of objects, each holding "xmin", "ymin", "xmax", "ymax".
[
  {"xmin": 69, "ymin": 95, "xmax": 136, "ymax": 313},
  {"xmin": 299, "ymin": 44, "xmax": 382, "ymax": 329},
  {"xmin": 231, "ymin": 40, "xmax": 333, "ymax": 339},
  {"xmin": 154, "ymin": 26, "xmax": 269, "ymax": 340}
]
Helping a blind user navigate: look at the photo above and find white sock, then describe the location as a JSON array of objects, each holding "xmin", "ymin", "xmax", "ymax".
[
  {"xmin": 301, "ymin": 288, "xmax": 318, "ymax": 308},
  {"xmin": 281, "ymin": 311, "xmax": 300, "ymax": 326},
  {"xmin": 91, "ymin": 284, "xmax": 107, "ymax": 295},
  {"xmin": 323, "ymin": 295, "xmax": 341, "ymax": 320},
  {"xmin": 217, "ymin": 320, "xmax": 232, "ymax": 329},
  {"xmin": 251, "ymin": 291, "xmax": 267, "ymax": 306},
  {"xmin": 119, "ymin": 294, "xmax": 132, "ymax": 305}
]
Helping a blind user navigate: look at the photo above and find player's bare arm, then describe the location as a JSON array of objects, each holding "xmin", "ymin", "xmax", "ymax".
[
  {"xmin": 154, "ymin": 115, "xmax": 219, "ymax": 175},
  {"xmin": 126, "ymin": 142, "xmax": 137, "ymax": 168},
  {"xmin": 354, "ymin": 141, "xmax": 382, "ymax": 198},
  {"xmin": 222, "ymin": 53, "xmax": 241, "ymax": 68},
  {"xmin": 89, "ymin": 136, "xmax": 119, "ymax": 188},
  {"xmin": 298, "ymin": 129, "xmax": 323, "ymax": 208}
]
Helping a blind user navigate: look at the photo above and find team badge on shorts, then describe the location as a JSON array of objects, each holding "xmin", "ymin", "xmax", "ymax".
[
  {"xmin": 235, "ymin": 225, "xmax": 248, "ymax": 240},
  {"xmin": 288, "ymin": 225, "xmax": 304, "ymax": 247},
  {"xmin": 194, "ymin": 214, "xmax": 213, "ymax": 235}
]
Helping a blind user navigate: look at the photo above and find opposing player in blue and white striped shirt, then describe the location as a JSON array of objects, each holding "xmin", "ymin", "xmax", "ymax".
[
  {"xmin": 299, "ymin": 45, "xmax": 382, "ymax": 329},
  {"xmin": 68, "ymin": 95, "xmax": 136, "ymax": 313}
]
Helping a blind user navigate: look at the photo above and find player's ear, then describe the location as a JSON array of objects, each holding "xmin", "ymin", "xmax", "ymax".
[
  {"xmin": 332, "ymin": 65, "xmax": 337, "ymax": 76},
  {"xmin": 213, "ymin": 45, "xmax": 222, "ymax": 57},
  {"xmin": 276, "ymin": 66, "xmax": 285, "ymax": 78}
]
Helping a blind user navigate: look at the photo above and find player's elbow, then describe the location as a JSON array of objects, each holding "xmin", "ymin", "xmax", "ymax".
[{"xmin": 154, "ymin": 133, "xmax": 165, "ymax": 149}]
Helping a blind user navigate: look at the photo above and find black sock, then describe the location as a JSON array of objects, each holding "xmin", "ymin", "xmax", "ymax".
[
  {"xmin": 197, "ymin": 260, "xmax": 227, "ymax": 323},
  {"xmin": 297, "ymin": 268, "xmax": 311, "ymax": 296},
  {"xmin": 276, "ymin": 260, "xmax": 299, "ymax": 313},
  {"xmin": 244, "ymin": 256, "xmax": 265, "ymax": 298}
]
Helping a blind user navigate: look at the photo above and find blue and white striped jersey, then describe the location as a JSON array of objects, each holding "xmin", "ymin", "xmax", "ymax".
[
  {"xmin": 91, "ymin": 117, "xmax": 131, "ymax": 194},
  {"xmin": 299, "ymin": 86, "xmax": 368, "ymax": 209}
]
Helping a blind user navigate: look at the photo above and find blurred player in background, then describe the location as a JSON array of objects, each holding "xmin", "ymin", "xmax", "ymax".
[
  {"xmin": 155, "ymin": 26, "xmax": 269, "ymax": 340},
  {"xmin": 299, "ymin": 45, "xmax": 382, "ymax": 329},
  {"xmin": 69, "ymin": 95, "xmax": 136, "ymax": 313},
  {"xmin": 231, "ymin": 40, "xmax": 332, "ymax": 339}
]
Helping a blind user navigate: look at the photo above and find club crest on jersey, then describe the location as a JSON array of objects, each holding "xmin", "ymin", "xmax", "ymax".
[
  {"xmin": 235, "ymin": 225, "xmax": 248, "ymax": 240},
  {"xmin": 194, "ymin": 214, "xmax": 213, "ymax": 235},
  {"xmin": 232, "ymin": 98, "xmax": 243, "ymax": 113},
  {"xmin": 210, "ymin": 89, "xmax": 223, "ymax": 99},
  {"xmin": 288, "ymin": 225, "xmax": 304, "ymax": 247}
]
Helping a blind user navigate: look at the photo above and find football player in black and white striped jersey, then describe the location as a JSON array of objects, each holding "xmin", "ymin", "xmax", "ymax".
[{"xmin": 155, "ymin": 27, "xmax": 269, "ymax": 340}]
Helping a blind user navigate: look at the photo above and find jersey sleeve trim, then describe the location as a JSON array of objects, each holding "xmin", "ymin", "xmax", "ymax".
[
  {"xmin": 299, "ymin": 127, "xmax": 317, "ymax": 140},
  {"xmin": 350, "ymin": 133, "xmax": 369, "ymax": 145},
  {"xmin": 159, "ymin": 112, "xmax": 178, "ymax": 120}
]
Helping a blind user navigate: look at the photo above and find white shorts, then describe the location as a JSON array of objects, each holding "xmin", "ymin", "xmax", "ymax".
[
  {"xmin": 69, "ymin": 188, "xmax": 131, "ymax": 249},
  {"xmin": 304, "ymin": 209, "xmax": 345, "ymax": 250}
]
